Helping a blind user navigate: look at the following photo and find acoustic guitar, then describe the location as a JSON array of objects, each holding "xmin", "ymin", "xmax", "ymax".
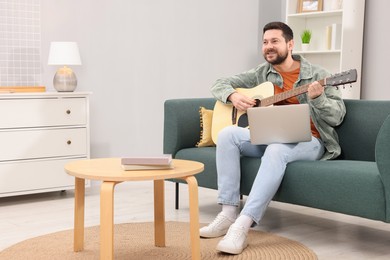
[{"xmin": 211, "ymin": 69, "xmax": 357, "ymax": 143}]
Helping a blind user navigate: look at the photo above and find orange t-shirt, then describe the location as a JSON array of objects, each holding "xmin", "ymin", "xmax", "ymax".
[{"xmin": 275, "ymin": 68, "xmax": 321, "ymax": 139}]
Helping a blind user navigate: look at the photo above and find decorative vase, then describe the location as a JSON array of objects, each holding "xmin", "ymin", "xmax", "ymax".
[{"xmin": 301, "ymin": 43, "xmax": 310, "ymax": 52}]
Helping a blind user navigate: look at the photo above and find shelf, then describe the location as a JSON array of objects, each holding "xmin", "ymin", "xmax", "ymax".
[
  {"xmin": 288, "ymin": 10, "xmax": 343, "ymax": 18},
  {"xmin": 286, "ymin": 0, "xmax": 365, "ymax": 99},
  {"xmin": 294, "ymin": 50, "xmax": 341, "ymax": 55}
]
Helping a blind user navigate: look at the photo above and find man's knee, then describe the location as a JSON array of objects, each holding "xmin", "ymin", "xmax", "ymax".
[
  {"xmin": 216, "ymin": 127, "xmax": 236, "ymax": 147},
  {"xmin": 219, "ymin": 126, "xmax": 238, "ymax": 138},
  {"xmin": 263, "ymin": 144, "xmax": 290, "ymax": 160}
]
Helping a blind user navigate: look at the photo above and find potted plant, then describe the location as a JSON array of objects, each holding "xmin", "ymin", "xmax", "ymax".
[{"xmin": 300, "ymin": 29, "xmax": 312, "ymax": 51}]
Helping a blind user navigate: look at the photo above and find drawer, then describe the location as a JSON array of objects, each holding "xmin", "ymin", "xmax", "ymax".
[
  {"xmin": 0, "ymin": 128, "xmax": 87, "ymax": 161},
  {"xmin": 0, "ymin": 97, "xmax": 87, "ymax": 128},
  {"xmin": 0, "ymin": 158, "xmax": 86, "ymax": 196}
]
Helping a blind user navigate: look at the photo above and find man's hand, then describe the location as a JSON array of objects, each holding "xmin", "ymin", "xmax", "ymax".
[
  {"xmin": 228, "ymin": 92, "xmax": 257, "ymax": 111},
  {"xmin": 307, "ymin": 81, "xmax": 324, "ymax": 99}
]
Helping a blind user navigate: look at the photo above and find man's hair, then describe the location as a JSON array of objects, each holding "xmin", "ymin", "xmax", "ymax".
[{"xmin": 263, "ymin": 22, "xmax": 294, "ymax": 42}]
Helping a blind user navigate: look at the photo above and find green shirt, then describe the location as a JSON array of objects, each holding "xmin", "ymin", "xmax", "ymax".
[{"xmin": 211, "ymin": 55, "xmax": 346, "ymax": 160}]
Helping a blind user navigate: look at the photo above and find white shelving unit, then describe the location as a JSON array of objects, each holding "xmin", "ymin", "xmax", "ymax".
[{"xmin": 286, "ymin": 0, "xmax": 365, "ymax": 99}]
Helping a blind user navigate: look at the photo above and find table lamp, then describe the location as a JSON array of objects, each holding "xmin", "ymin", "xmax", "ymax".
[{"xmin": 48, "ymin": 42, "xmax": 82, "ymax": 92}]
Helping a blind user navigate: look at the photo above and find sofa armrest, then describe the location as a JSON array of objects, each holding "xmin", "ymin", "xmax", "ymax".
[
  {"xmin": 163, "ymin": 98, "xmax": 216, "ymax": 156},
  {"xmin": 375, "ymin": 115, "xmax": 390, "ymax": 221}
]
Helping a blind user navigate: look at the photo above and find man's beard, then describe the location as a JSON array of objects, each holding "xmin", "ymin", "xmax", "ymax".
[{"xmin": 263, "ymin": 49, "xmax": 289, "ymax": 65}]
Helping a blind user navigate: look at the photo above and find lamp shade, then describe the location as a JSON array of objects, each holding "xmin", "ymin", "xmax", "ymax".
[{"xmin": 48, "ymin": 42, "xmax": 82, "ymax": 65}]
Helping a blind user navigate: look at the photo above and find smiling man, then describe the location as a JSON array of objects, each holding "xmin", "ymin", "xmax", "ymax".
[{"xmin": 200, "ymin": 22, "xmax": 346, "ymax": 255}]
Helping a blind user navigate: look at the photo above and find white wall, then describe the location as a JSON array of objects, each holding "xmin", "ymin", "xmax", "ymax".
[
  {"xmin": 40, "ymin": 0, "xmax": 390, "ymax": 159},
  {"xmin": 41, "ymin": 0, "xmax": 262, "ymax": 157},
  {"xmin": 361, "ymin": 0, "xmax": 390, "ymax": 100}
]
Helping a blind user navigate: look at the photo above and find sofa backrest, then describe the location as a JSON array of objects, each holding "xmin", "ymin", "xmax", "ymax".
[
  {"xmin": 164, "ymin": 98, "xmax": 216, "ymax": 156},
  {"xmin": 336, "ymin": 99, "xmax": 390, "ymax": 161},
  {"xmin": 164, "ymin": 98, "xmax": 390, "ymax": 162}
]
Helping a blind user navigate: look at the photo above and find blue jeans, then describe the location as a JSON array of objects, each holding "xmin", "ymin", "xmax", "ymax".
[{"xmin": 216, "ymin": 126, "xmax": 324, "ymax": 225}]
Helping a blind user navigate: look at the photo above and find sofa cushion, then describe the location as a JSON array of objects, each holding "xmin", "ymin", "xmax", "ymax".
[
  {"xmin": 196, "ymin": 107, "xmax": 216, "ymax": 147},
  {"xmin": 175, "ymin": 147, "xmax": 386, "ymax": 221},
  {"xmin": 175, "ymin": 147, "xmax": 218, "ymax": 189},
  {"xmin": 274, "ymin": 160, "xmax": 386, "ymax": 221}
]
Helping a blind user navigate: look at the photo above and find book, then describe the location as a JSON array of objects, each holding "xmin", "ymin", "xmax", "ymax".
[
  {"xmin": 121, "ymin": 154, "xmax": 172, "ymax": 166},
  {"xmin": 121, "ymin": 163, "xmax": 174, "ymax": 171},
  {"xmin": 331, "ymin": 23, "xmax": 341, "ymax": 50},
  {"xmin": 326, "ymin": 25, "xmax": 332, "ymax": 50}
]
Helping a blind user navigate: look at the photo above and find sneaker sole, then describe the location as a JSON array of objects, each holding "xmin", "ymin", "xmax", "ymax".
[
  {"xmin": 216, "ymin": 242, "xmax": 248, "ymax": 255},
  {"xmin": 199, "ymin": 230, "xmax": 228, "ymax": 238}
]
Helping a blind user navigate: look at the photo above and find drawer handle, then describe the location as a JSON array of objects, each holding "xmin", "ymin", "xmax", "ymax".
[
  {"xmin": 67, "ymin": 140, "xmax": 72, "ymax": 145},
  {"xmin": 66, "ymin": 110, "xmax": 71, "ymax": 114}
]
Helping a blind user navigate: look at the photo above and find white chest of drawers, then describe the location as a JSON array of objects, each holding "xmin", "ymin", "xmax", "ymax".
[{"xmin": 0, "ymin": 92, "xmax": 90, "ymax": 197}]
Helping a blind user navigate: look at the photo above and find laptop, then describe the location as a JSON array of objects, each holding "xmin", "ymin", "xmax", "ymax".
[{"xmin": 247, "ymin": 104, "xmax": 312, "ymax": 145}]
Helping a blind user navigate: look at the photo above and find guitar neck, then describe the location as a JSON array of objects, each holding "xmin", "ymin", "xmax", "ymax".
[{"xmin": 260, "ymin": 79, "xmax": 325, "ymax": 107}]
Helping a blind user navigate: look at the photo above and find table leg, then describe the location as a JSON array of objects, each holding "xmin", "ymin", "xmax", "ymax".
[
  {"xmin": 183, "ymin": 176, "xmax": 200, "ymax": 260},
  {"xmin": 100, "ymin": 181, "xmax": 118, "ymax": 260},
  {"xmin": 154, "ymin": 179, "xmax": 165, "ymax": 247},
  {"xmin": 74, "ymin": 177, "xmax": 85, "ymax": 252}
]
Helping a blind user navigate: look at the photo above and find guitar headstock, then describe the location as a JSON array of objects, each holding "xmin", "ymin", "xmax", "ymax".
[{"xmin": 326, "ymin": 69, "xmax": 357, "ymax": 87}]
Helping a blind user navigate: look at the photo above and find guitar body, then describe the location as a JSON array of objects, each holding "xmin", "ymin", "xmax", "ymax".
[{"xmin": 211, "ymin": 82, "xmax": 274, "ymax": 143}]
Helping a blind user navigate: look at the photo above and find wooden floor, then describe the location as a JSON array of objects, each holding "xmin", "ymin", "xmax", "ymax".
[{"xmin": 1, "ymin": 181, "xmax": 390, "ymax": 259}]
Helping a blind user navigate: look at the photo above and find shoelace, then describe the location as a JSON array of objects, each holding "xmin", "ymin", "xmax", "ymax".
[
  {"xmin": 209, "ymin": 213, "xmax": 228, "ymax": 229},
  {"xmin": 225, "ymin": 226, "xmax": 244, "ymax": 241}
]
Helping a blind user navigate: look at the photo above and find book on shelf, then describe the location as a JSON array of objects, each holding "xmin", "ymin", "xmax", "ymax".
[
  {"xmin": 121, "ymin": 154, "xmax": 173, "ymax": 170},
  {"xmin": 326, "ymin": 25, "xmax": 332, "ymax": 50},
  {"xmin": 331, "ymin": 23, "xmax": 341, "ymax": 50}
]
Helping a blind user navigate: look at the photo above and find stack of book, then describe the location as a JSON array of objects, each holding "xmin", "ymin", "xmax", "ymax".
[{"xmin": 121, "ymin": 154, "xmax": 173, "ymax": 170}]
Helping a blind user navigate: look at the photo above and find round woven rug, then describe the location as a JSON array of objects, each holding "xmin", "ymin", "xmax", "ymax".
[{"xmin": 0, "ymin": 221, "xmax": 317, "ymax": 259}]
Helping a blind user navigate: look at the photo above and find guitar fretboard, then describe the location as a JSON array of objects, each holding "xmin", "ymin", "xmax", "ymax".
[{"xmin": 259, "ymin": 79, "xmax": 325, "ymax": 107}]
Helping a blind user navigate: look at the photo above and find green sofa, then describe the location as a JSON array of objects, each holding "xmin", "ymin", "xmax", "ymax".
[{"xmin": 163, "ymin": 98, "xmax": 390, "ymax": 223}]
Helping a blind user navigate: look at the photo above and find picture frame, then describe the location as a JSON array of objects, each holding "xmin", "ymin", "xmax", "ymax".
[{"xmin": 298, "ymin": 0, "xmax": 323, "ymax": 13}]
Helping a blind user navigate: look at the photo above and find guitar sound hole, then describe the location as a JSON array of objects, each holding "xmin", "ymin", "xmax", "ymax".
[{"xmin": 237, "ymin": 113, "xmax": 249, "ymax": 128}]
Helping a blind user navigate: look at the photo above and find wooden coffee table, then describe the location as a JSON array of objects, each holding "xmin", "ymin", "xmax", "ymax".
[{"xmin": 65, "ymin": 158, "xmax": 204, "ymax": 260}]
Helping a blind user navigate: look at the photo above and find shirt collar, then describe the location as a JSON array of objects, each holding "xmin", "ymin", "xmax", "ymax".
[{"xmin": 264, "ymin": 54, "xmax": 313, "ymax": 80}]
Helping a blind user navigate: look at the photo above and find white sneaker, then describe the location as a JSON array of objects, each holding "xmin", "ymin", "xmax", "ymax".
[
  {"xmin": 199, "ymin": 212, "xmax": 235, "ymax": 238},
  {"xmin": 216, "ymin": 224, "xmax": 248, "ymax": 255}
]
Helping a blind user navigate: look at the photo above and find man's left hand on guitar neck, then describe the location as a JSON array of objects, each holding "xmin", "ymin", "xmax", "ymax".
[{"xmin": 307, "ymin": 81, "xmax": 324, "ymax": 100}]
